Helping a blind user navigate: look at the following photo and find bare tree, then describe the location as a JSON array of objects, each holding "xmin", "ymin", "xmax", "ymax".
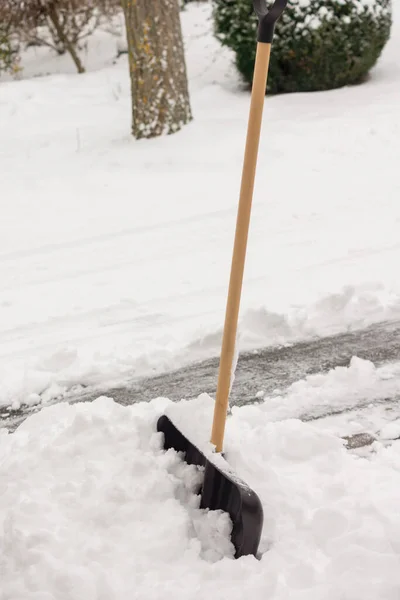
[{"xmin": 121, "ymin": 0, "xmax": 192, "ymax": 139}]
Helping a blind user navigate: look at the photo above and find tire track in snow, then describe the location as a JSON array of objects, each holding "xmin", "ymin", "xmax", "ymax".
[{"xmin": 0, "ymin": 206, "xmax": 235, "ymax": 263}]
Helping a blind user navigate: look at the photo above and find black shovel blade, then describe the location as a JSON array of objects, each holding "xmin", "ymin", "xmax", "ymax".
[{"xmin": 157, "ymin": 415, "xmax": 263, "ymax": 559}]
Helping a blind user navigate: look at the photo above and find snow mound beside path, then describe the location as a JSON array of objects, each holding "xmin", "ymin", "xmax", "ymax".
[{"xmin": 1, "ymin": 394, "xmax": 400, "ymax": 599}]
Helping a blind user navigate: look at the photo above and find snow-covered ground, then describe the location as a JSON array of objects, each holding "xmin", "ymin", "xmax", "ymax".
[
  {"xmin": 1, "ymin": 2, "xmax": 400, "ymax": 408},
  {"xmin": 2, "ymin": 2, "xmax": 400, "ymax": 597},
  {"xmin": 2, "ymin": 386, "xmax": 400, "ymax": 599}
]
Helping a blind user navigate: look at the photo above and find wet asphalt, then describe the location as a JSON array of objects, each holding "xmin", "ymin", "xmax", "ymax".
[{"xmin": 2, "ymin": 319, "xmax": 400, "ymax": 434}]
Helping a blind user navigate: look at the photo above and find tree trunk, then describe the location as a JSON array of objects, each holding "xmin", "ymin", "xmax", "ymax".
[{"xmin": 121, "ymin": 0, "xmax": 192, "ymax": 139}]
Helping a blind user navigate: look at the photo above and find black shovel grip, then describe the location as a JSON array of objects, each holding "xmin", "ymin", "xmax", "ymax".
[{"xmin": 253, "ymin": 0, "xmax": 288, "ymax": 44}]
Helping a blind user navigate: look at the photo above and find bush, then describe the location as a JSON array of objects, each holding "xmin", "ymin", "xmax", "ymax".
[
  {"xmin": 0, "ymin": 2, "xmax": 21, "ymax": 74},
  {"xmin": 212, "ymin": 0, "xmax": 392, "ymax": 94},
  {"xmin": 0, "ymin": 0, "xmax": 120, "ymax": 74},
  {"xmin": 0, "ymin": 29, "xmax": 17, "ymax": 74}
]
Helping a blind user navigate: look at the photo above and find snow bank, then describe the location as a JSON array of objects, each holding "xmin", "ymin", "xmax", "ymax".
[
  {"xmin": 1, "ymin": 394, "xmax": 400, "ymax": 599},
  {"xmin": 190, "ymin": 283, "xmax": 400, "ymax": 357},
  {"xmin": 253, "ymin": 356, "xmax": 400, "ymax": 422}
]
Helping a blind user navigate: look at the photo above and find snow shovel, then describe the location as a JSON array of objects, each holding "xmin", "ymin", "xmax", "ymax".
[{"xmin": 157, "ymin": 0, "xmax": 287, "ymax": 559}]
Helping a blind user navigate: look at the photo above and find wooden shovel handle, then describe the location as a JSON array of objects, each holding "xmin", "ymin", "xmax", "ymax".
[{"xmin": 210, "ymin": 42, "xmax": 272, "ymax": 453}]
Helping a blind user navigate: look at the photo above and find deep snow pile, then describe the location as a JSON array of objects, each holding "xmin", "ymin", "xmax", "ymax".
[
  {"xmin": 1, "ymin": 393, "xmax": 400, "ymax": 599},
  {"xmin": 0, "ymin": 1, "xmax": 400, "ymax": 409}
]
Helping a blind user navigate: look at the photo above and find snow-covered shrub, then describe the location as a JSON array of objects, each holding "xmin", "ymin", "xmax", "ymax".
[{"xmin": 212, "ymin": 0, "xmax": 392, "ymax": 93}]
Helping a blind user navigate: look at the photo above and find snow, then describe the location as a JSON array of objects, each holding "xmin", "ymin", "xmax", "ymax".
[
  {"xmin": 380, "ymin": 420, "xmax": 400, "ymax": 440},
  {"xmin": 2, "ymin": 4, "xmax": 400, "ymax": 593},
  {"xmin": 2, "ymin": 392, "xmax": 400, "ymax": 599},
  {"xmin": 292, "ymin": 0, "xmax": 389, "ymax": 30},
  {"xmin": 254, "ymin": 356, "xmax": 400, "ymax": 422},
  {"xmin": 0, "ymin": 3, "xmax": 400, "ymax": 408}
]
